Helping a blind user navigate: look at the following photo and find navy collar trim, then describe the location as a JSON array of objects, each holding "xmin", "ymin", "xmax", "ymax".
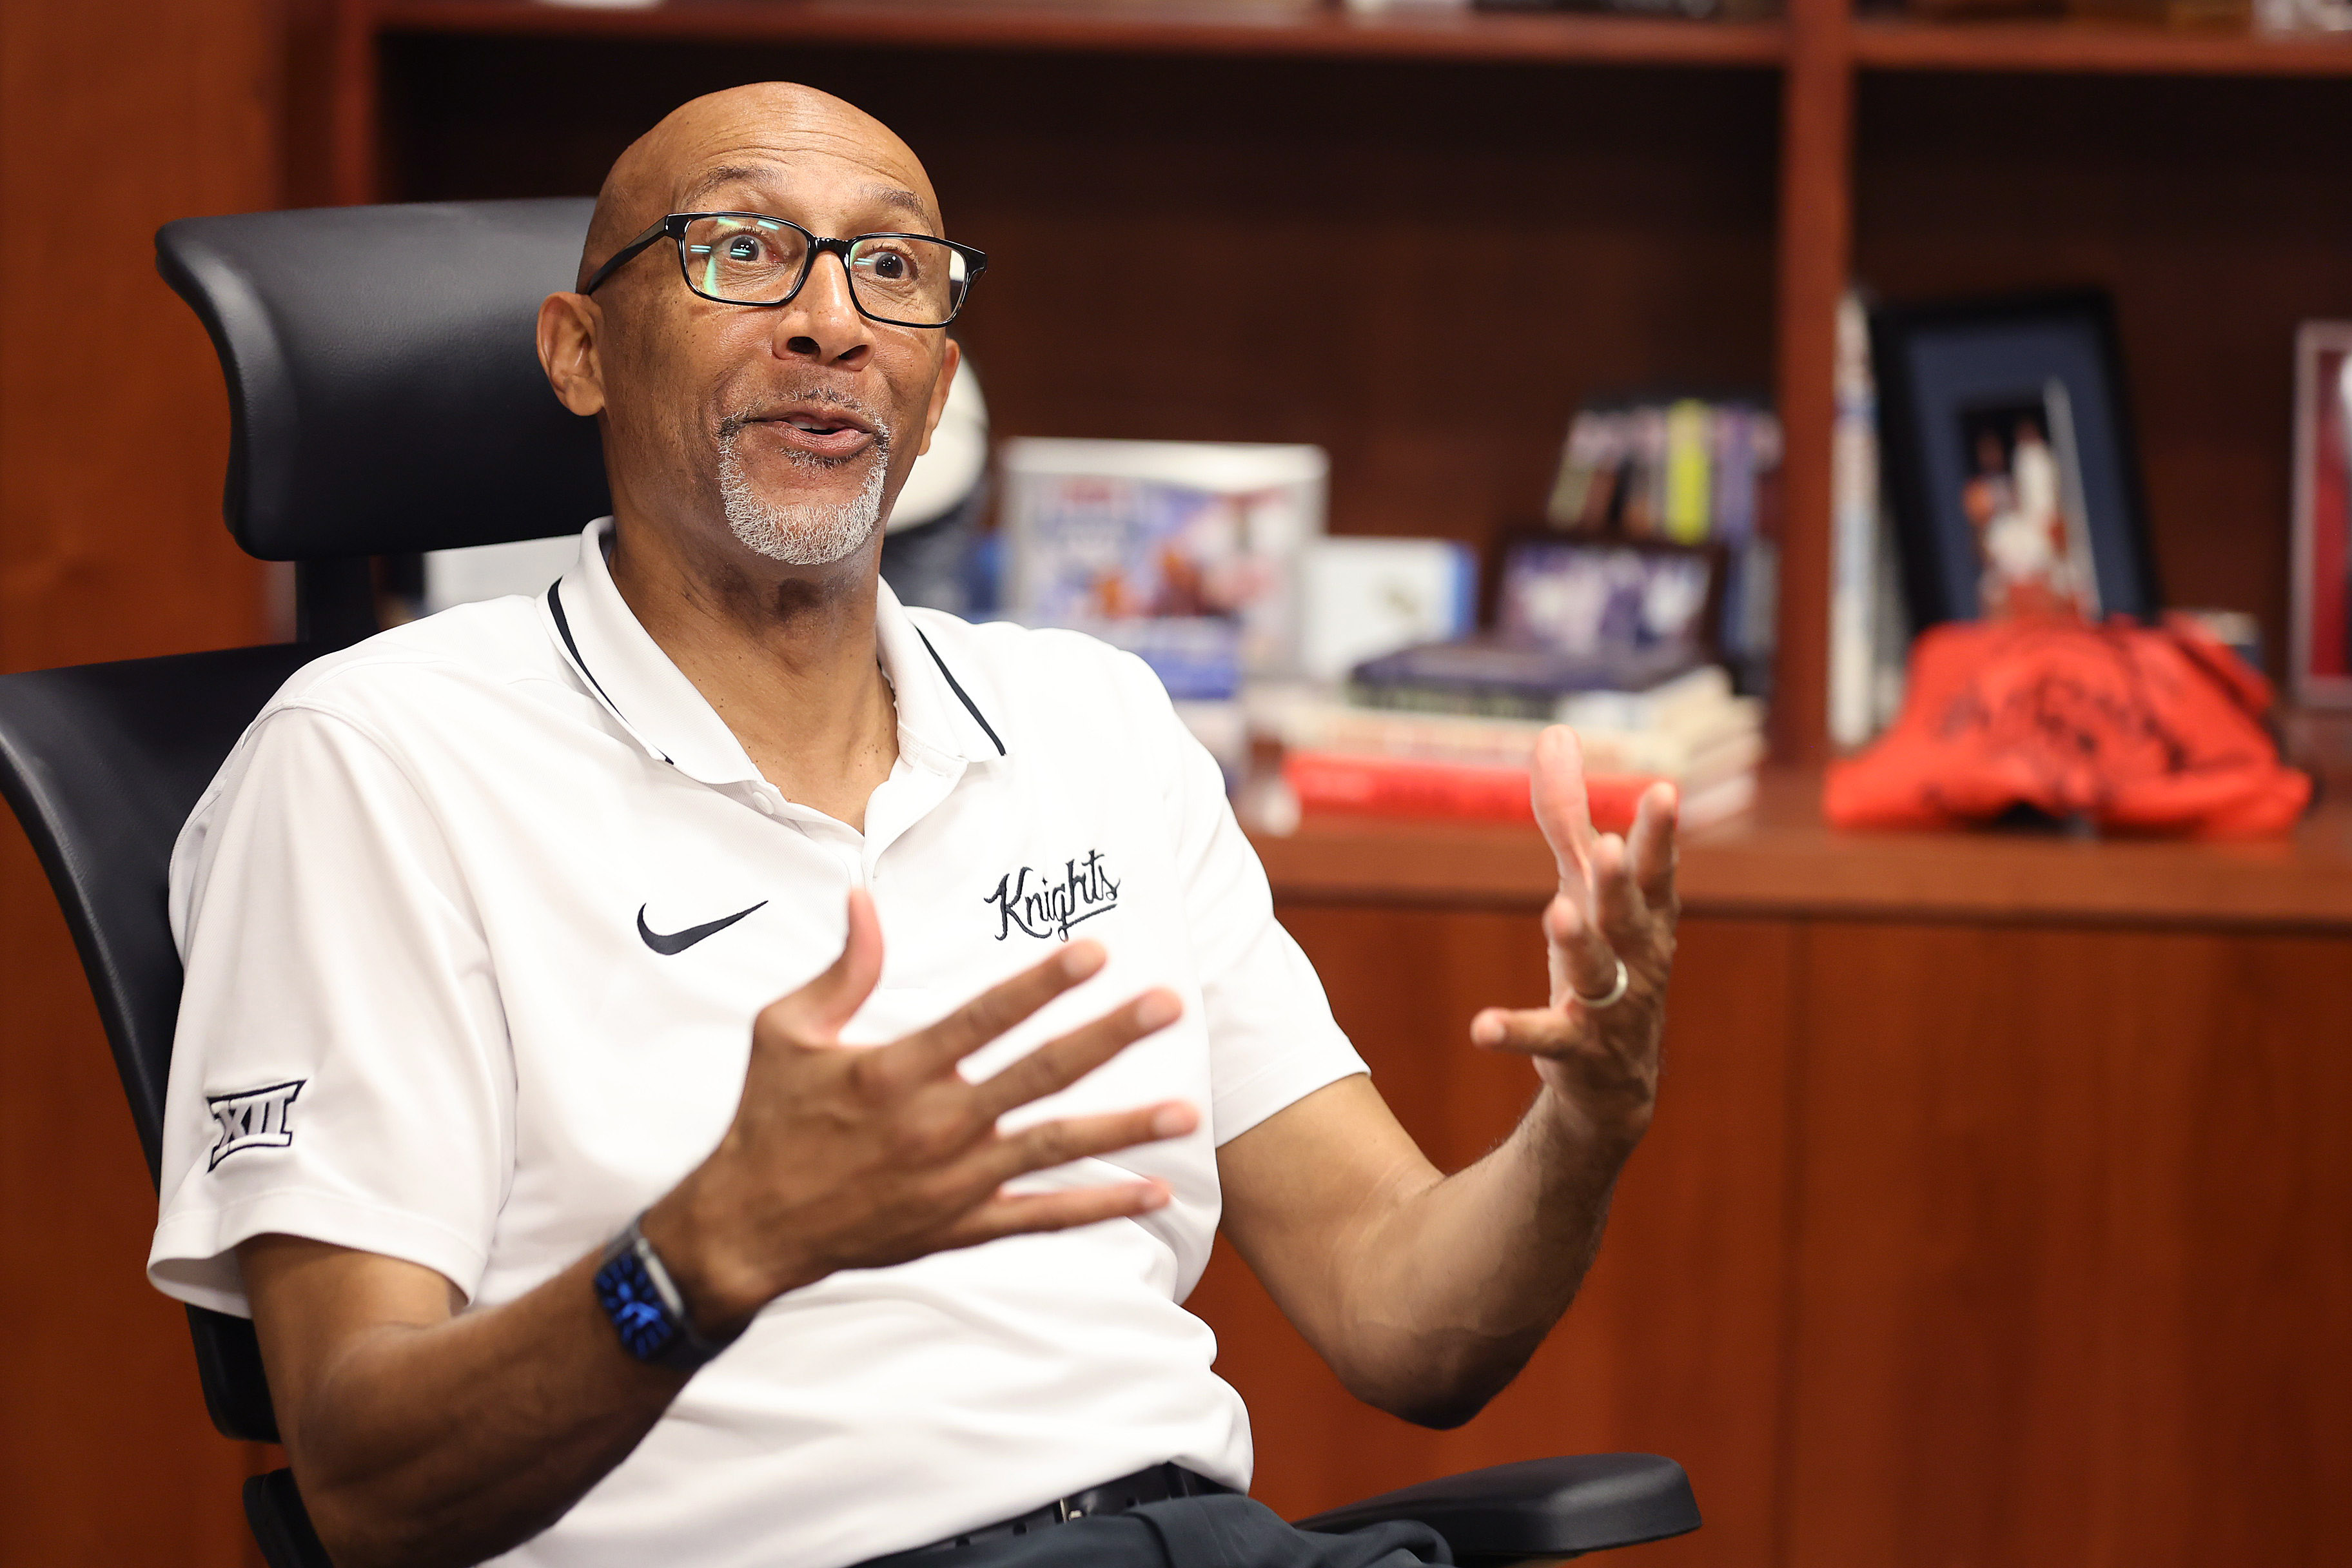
[
  {"xmin": 545, "ymin": 582, "xmax": 672, "ymax": 766},
  {"xmin": 916, "ymin": 627, "xmax": 1005, "ymax": 758}
]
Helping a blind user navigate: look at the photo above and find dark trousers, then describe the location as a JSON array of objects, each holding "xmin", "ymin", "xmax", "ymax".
[{"xmin": 868, "ymin": 1494, "xmax": 1452, "ymax": 1568}]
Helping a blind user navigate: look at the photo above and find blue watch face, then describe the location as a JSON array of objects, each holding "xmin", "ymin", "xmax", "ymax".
[{"xmin": 594, "ymin": 1251, "xmax": 678, "ymax": 1362}]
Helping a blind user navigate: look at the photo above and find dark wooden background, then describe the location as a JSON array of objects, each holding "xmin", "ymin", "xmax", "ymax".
[
  {"xmin": 5, "ymin": 2, "xmax": 2351, "ymax": 1563},
  {"xmin": 0, "ymin": 0, "xmax": 277, "ymax": 1562}
]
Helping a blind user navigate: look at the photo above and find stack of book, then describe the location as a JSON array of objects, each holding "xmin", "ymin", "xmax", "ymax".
[
  {"xmin": 1545, "ymin": 395, "xmax": 1781, "ymax": 697},
  {"xmin": 1277, "ymin": 649, "xmax": 1763, "ymax": 834}
]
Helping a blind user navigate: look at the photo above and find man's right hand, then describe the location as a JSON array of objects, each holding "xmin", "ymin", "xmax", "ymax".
[{"xmin": 645, "ymin": 888, "xmax": 1194, "ymax": 1334}]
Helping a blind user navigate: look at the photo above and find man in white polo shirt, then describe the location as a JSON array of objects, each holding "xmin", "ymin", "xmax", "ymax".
[{"xmin": 149, "ymin": 83, "xmax": 1683, "ymax": 1568}]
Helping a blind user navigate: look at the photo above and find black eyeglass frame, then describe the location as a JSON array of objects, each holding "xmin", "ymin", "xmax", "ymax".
[{"xmin": 581, "ymin": 211, "xmax": 988, "ymax": 328}]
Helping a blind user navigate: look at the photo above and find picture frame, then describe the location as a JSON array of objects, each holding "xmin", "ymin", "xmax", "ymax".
[
  {"xmin": 1489, "ymin": 531, "xmax": 1725, "ymax": 666},
  {"xmin": 2291, "ymin": 321, "xmax": 2352, "ymax": 709},
  {"xmin": 1870, "ymin": 289, "xmax": 2161, "ymax": 631}
]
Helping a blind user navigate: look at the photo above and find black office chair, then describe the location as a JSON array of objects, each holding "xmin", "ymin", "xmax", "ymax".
[{"xmin": 0, "ymin": 199, "xmax": 1699, "ymax": 1568}]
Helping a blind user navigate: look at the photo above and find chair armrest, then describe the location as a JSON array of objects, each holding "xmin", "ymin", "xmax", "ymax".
[
  {"xmin": 245, "ymin": 1469, "xmax": 335, "ymax": 1568},
  {"xmin": 1291, "ymin": 1453, "xmax": 1700, "ymax": 1563}
]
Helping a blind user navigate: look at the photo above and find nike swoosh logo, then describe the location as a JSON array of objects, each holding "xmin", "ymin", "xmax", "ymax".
[{"xmin": 637, "ymin": 901, "xmax": 767, "ymax": 956}]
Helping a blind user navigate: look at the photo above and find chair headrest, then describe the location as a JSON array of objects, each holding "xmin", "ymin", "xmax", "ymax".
[{"xmin": 157, "ymin": 199, "xmax": 611, "ymax": 562}]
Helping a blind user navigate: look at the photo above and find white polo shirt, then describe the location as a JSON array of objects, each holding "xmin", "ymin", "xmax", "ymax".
[{"xmin": 149, "ymin": 518, "xmax": 1366, "ymax": 1568}]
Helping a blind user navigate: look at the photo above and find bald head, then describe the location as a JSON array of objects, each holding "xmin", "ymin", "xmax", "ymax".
[
  {"xmin": 537, "ymin": 83, "xmax": 965, "ymax": 594},
  {"xmin": 579, "ymin": 83, "xmax": 943, "ymax": 292}
]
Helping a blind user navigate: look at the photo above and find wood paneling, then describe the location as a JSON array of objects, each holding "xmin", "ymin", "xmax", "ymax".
[
  {"xmin": 372, "ymin": 39, "xmax": 1781, "ymax": 566},
  {"xmin": 1189, "ymin": 910, "xmax": 1797, "ymax": 1567},
  {"xmin": 0, "ymin": 0, "xmax": 280, "ymax": 1560},
  {"xmin": 1782, "ymin": 921, "xmax": 2352, "ymax": 1567},
  {"xmin": 1854, "ymin": 70, "xmax": 2352, "ymax": 682}
]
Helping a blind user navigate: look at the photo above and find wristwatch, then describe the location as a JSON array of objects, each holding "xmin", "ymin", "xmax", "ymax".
[{"xmin": 593, "ymin": 1211, "xmax": 741, "ymax": 1372}]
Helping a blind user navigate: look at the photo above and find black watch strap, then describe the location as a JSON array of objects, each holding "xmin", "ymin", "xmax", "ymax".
[{"xmin": 593, "ymin": 1211, "xmax": 743, "ymax": 1372}]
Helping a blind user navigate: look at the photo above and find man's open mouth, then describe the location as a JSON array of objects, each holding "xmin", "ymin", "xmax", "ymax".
[
  {"xmin": 780, "ymin": 413, "xmax": 861, "ymax": 436},
  {"xmin": 745, "ymin": 401, "xmax": 884, "ymax": 463}
]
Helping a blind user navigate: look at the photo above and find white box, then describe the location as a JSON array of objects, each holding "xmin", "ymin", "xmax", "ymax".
[{"xmin": 1000, "ymin": 438, "xmax": 1326, "ymax": 698}]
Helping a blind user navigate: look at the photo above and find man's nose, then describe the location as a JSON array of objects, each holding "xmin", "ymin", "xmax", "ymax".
[{"xmin": 772, "ymin": 249, "xmax": 874, "ymax": 369}]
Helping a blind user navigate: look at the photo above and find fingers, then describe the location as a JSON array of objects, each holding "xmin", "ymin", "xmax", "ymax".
[
  {"xmin": 942, "ymin": 1179, "xmax": 1176, "ymax": 1251},
  {"xmin": 967, "ymin": 1099, "xmax": 1200, "ymax": 1191},
  {"xmin": 1588, "ymin": 830, "xmax": 1649, "ymax": 945},
  {"xmin": 1542, "ymin": 885, "xmax": 1623, "ymax": 1011},
  {"xmin": 1627, "ymin": 782, "xmax": 1680, "ymax": 915},
  {"xmin": 885, "ymin": 941, "xmax": 1112, "ymax": 1088},
  {"xmin": 765, "ymin": 889, "xmax": 887, "ymax": 1044},
  {"xmin": 1530, "ymin": 726, "xmax": 1596, "ymax": 905},
  {"xmin": 1469, "ymin": 1004, "xmax": 1583, "ymax": 1057},
  {"xmin": 968, "ymin": 989, "xmax": 1184, "ymax": 1121}
]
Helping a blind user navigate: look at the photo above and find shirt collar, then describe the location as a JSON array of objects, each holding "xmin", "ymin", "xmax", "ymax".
[{"xmin": 539, "ymin": 518, "xmax": 1006, "ymax": 787}]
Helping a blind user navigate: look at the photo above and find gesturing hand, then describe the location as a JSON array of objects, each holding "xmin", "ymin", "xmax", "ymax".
[
  {"xmin": 647, "ymin": 890, "xmax": 1195, "ymax": 1332},
  {"xmin": 1471, "ymin": 727, "xmax": 1680, "ymax": 1150}
]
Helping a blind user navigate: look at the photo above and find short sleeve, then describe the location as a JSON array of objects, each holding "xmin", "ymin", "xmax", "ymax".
[
  {"xmin": 149, "ymin": 703, "xmax": 514, "ymax": 1316},
  {"xmin": 1121, "ymin": 660, "xmax": 1368, "ymax": 1145}
]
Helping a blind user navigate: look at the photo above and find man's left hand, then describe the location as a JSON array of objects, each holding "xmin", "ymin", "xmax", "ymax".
[{"xmin": 1470, "ymin": 726, "xmax": 1680, "ymax": 1152}]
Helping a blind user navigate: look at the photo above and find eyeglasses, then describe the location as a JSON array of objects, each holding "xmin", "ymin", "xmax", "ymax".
[{"xmin": 582, "ymin": 211, "xmax": 986, "ymax": 329}]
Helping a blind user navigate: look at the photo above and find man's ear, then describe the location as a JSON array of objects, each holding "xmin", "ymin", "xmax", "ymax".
[
  {"xmin": 914, "ymin": 337, "xmax": 962, "ymax": 457},
  {"xmin": 537, "ymin": 292, "xmax": 607, "ymax": 416}
]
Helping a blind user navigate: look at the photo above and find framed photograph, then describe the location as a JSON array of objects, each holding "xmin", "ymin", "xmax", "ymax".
[
  {"xmin": 1492, "ymin": 533, "xmax": 1723, "ymax": 665},
  {"xmin": 2293, "ymin": 321, "xmax": 2352, "ymax": 709},
  {"xmin": 1871, "ymin": 290, "xmax": 2160, "ymax": 630}
]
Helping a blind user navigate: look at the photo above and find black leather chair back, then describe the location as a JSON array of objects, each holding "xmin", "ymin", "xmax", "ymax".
[
  {"xmin": 0, "ymin": 645, "xmax": 309, "ymax": 1446},
  {"xmin": 0, "ymin": 202, "xmax": 610, "ymax": 1565},
  {"xmin": 157, "ymin": 198, "xmax": 606, "ymax": 561}
]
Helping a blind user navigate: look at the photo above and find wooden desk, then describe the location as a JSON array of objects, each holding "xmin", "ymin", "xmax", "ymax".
[{"xmin": 1194, "ymin": 776, "xmax": 2352, "ymax": 1566}]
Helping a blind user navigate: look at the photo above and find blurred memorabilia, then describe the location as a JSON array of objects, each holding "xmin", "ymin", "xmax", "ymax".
[
  {"xmin": 2291, "ymin": 321, "xmax": 2352, "ymax": 709},
  {"xmin": 1826, "ymin": 617, "xmax": 2309, "ymax": 839},
  {"xmin": 1296, "ymin": 536, "xmax": 1478, "ymax": 684},
  {"xmin": 2173, "ymin": 607, "xmax": 2263, "ymax": 676},
  {"xmin": 999, "ymin": 438, "xmax": 1325, "ymax": 700},
  {"xmin": 879, "ymin": 355, "xmax": 990, "ymax": 614},
  {"xmin": 1544, "ymin": 393, "xmax": 1779, "ymax": 694},
  {"xmin": 1871, "ymin": 290, "xmax": 2159, "ymax": 631},
  {"xmin": 1496, "ymin": 536, "xmax": 1721, "ymax": 667},
  {"xmin": 2258, "ymin": 0, "xmax": 2352, "ymax": 30}
]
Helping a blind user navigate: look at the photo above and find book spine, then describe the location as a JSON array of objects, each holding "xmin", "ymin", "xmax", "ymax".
[
  {"xmin": 1664, "ymin": 398, "xmax": 1713, "ymax": 544},
  {"xmin": 1830, "ymin": 289, "xmax": 1882, "ymax": 750},
  {"xmin": 1283, "ymin": 751, "xmax": 1664, "ymax": 832},
  {"xmin": 1350, "ymin": 681, "xmax": 1563, "ymax": 723}
]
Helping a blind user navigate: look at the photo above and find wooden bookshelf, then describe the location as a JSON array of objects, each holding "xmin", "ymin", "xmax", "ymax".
[
  {"xmin": 1257, "ymin": 767, "xmax": 2352, "ymax": 928},
  {"xmin": 317, "ymin": 0, "xmax": 2352, "ymax": 774},
  {"xmin": 1852, "ymin": 15, "xmax": 2352, "ymax": 74},
  {"xmin": 377, "ymin": 0, "xmax": 1792, "ymax": 66},
  {"xmin": 16, "ymin": 8, "xmax": 2352, "ymax": 1565},
  {"xmin": 287, "ymin": 33, "xmax": 2352, "ymax": 1564}
]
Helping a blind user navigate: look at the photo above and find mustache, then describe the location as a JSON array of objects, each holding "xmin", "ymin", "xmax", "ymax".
[{"xmin": 717, "ymin": 386, "xmax": 895, "ymax": 450}]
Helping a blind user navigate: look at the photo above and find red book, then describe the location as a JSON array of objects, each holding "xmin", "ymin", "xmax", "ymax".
[{"xmin": 1282, "ymin": 750, "xmax": 1665, "ymax": 832}]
